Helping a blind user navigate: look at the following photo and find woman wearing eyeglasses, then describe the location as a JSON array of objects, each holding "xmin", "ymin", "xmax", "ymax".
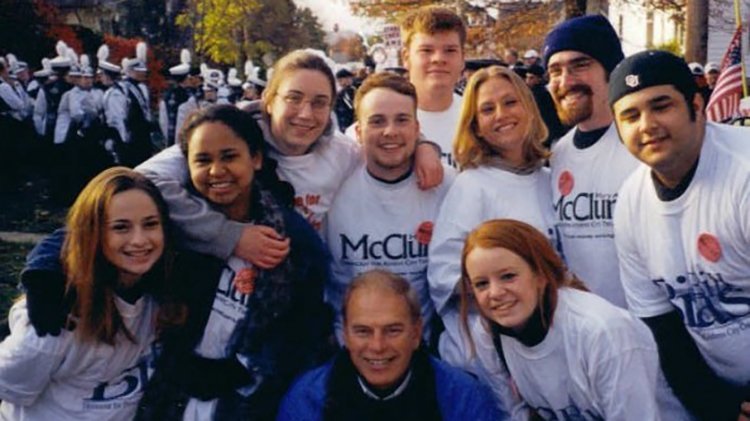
[{"xmin": 135, "ymin": 49, "xmax": 443, "ymax": 271}]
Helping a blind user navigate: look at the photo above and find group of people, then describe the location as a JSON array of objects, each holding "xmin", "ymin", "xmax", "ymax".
[
  {"xmin": 0, "ymin": 40, "xmax": 265, "ymax": 202},
  {"xmin": 1, "ymin": 5, "xmax": 749, "ymax": 421}
]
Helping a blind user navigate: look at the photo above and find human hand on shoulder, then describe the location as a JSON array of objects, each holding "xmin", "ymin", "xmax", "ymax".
[
  {"xmin": 415, "ymin": 140, "xmax": 444, "ymax": 190},
  {"xmin": 234, "ymin": 225, "xmax": 290, "ymax": 269}
]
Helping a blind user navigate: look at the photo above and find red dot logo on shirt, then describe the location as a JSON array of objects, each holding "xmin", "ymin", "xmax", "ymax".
[
  {"xmin": 558, "ymin": 171, "xmax": 574, "ymax": 196},
  {"xmin": 697, "ymin": 233, "xmax": 722, "ymax": 263},
  {"xmin": 415, "ymin": 221, "xmax": 434, "ymax": 245},
  {"xmin": 233, "ymin": 267, "xmax": 257, "ymax": 295}
]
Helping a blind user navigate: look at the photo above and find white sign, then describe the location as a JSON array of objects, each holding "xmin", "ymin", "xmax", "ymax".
[{"xmin": 382, "ymin": 24, "xmax": 401, "ymax": 49}]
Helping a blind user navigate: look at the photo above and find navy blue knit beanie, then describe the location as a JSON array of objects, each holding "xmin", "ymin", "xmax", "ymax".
[
  {"xmin": 543, "ymin": 15, "xmax": 624, "ymax": 73},
  {"xmin": 608, "ymin": 50, "xmax": 698, "ymax": 108}
]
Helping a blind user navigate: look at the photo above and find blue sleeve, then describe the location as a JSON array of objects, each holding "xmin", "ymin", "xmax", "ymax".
[
  {"xmin": 276, "ymin": 366, "xmax": 328, "ymax": 421},
  {"xmin": 434, "ymin": 359, "xmax": 510, "ymax": 421},
  {"xmin": 21, "ymin": 228, "xmax": 66, "ymax": 277}
]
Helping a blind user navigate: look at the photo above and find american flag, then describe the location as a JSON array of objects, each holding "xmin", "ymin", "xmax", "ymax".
[{"xmin": 706, "ymin": 25, "xmax": 745, "ymax": 122}]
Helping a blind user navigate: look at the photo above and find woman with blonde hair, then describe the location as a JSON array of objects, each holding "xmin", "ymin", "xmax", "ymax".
[
  {"xmin": 0, "ymin": 167, "xmax": 183, "ymax": 420},
  {"xmin": 427, "ymin": 66, "xmax": 558, "ymax": 379},
  {"xmin": 460, "ymin": 219, "xmax": 690, "ymax": 420}
]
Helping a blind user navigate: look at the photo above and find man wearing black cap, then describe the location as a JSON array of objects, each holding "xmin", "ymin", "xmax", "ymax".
[
  {"xmin": 543, "ymin": 14, "xmax": 640, "ymax": 309},
  {"xmin": 611, "ymin": 50, "xmax": 750, "ymax": 421}
]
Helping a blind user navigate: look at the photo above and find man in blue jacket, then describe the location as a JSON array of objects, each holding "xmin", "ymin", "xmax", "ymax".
[{"xmin": 277, "ymin": 269, "xmax": 506, "ymax": 420}]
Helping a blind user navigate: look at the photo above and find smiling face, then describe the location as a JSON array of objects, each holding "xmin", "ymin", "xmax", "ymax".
[
  {"xmin": 474, "ymin": 76, "xmax": 530, "ymax": 166},
  {"xmin": 548, "ymin": 51, "xmax": 611, "ymax": 129},
  {"xmin": 344, "ymin": 286, "xmax": 422, "ymax": 391},
  {"xmin": 102, "ymin": 189, "xmax": 165, "ymax": 288},
  {"xmin": 265, "ymin": 69, "xmax": 333, "ymax": 156},
  {"xmin": 465, "ymin": 246, "xmax": 543, "ymax": 332},
  {"xmin": 187, "ymin": 121, "xmax": 262, "ymax": 221},
  {"xmin": 403, "ymin": 31, "xmax": 463, "ymax": 98},
  {"xmin": 356, "ymin": 87, "xmax": 420, "ymax": 181},
  {"xmin": 613, "ymin": 84, "xmax": 704, "ymax": 187}
]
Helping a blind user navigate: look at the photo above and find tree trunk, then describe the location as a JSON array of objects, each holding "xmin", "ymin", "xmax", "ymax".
[
  {"xmin": 685, "ymin": 0, "xmax": 708, "ymax": 63},
  {"xmin": 564, "ymin": 0, "xmax": 587, "ymax": 19}
]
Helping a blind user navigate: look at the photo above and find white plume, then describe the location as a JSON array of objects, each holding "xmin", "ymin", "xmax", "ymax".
[
  {"xmin": 97, "ymin": 45, "xmax": 110, "ymax": 62},
  {"xmin": 135, "ymin": 42, "xmax": 147, "ymax": 63},
  {"xmin": 80, "ymin": 54, "xmax": 90, "ymax": 68},
  {"xmin": 55, "ymin": 40, "xmax": 68, "ymax": 57},
  {"xmin": 180, "ymin": 49, "xmax": 191, "ymax": 65}
]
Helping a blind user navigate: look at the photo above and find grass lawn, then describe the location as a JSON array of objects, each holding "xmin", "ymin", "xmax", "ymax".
[
  {"xmin": 0, "ymin": 240, "xmax": 34, "ymax": 319},
  {"xmin": 0, "ymin": 173, "xmax": 66, "ymax": 321}
]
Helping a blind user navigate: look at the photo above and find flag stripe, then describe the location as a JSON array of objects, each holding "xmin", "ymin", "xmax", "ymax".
[{"xmin": 706, "ymin": 26, "xmax": 744, "ymax": 122}]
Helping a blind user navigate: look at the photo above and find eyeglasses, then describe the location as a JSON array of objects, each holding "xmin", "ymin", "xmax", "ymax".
[
  {"xmin": 277, "ymin": 91, "xmax": 331, "ymax": 112},
  {"xmin": 547, "ymin": 57, "xmax": 595, "ymax": 79}
]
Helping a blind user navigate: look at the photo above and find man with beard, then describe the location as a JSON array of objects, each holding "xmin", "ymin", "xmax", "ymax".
[{"xmin": 544, "ymin": 15, "xmax": 639, "ymax": 308}]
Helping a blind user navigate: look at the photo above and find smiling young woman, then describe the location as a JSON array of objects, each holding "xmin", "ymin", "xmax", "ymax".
[
  {"xmin": 0, "ymin": 167, "xmax": 184, "ymax": 420},
  {"xmin": 458, "ymin": 219, "xmax": 692, "ymax": 420},
  {"xmin": 427, "ymin": 65, "xmax": 556, "ymax": 379}
]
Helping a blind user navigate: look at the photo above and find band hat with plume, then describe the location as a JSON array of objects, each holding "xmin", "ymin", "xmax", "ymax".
[
  {"xmin": 97, "ymin": 44, "xmax": 121, "ymax": 74},
  {"xmin": 50, "ymin": 41, "xmax": 73, "ymax": 69},
  {"xmin": 244, "ymin": 59, "xmax": 266, "ymax": 87},
  {"xmin": 33, "ymin": 58, "xmax": 53, "ymax": 78},
  {"xmin": 66, "ymin": 48, "xmax": 81, "ymax": 76},
  {"xmin": 80, "ymin": 54, "xmax": 94, "ymax": 77},
  {"xmin": 227, "ymin": 68, "xmax": 243, "ymax": 87},
  {"xmin": 169, "ymin": 48, "xmax": 191, "ymax": 76},
  {"xmin": 126, "ymin": 42, "xmax": 148, "ymax": 72}
]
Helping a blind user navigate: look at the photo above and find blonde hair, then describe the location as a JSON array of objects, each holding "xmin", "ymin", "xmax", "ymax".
[
  {"xmin": 400, "ymin": 6, "xmax": 466, "ymax": 51},
  {"xmin": 453, "ymin": 65, "xmax": 549, "ymax": 170}
]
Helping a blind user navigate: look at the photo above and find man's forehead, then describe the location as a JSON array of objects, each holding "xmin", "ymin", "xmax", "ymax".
[
  {"xmin": 360, "ymin": 88, "xmax": 416, "ymax": 114},
  {"xmin": 614, "ymin": 84, "xmax": 680, "ymax": 111},
  {"xmin": 410, "ymin": 31, "xmax": 462, "ymax": 47},
  {"xmin": 548, "ymin": 50, "xmax": 594, "ymax": 65}
]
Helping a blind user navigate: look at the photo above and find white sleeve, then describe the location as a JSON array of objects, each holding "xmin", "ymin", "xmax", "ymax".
[
  {"xmin": 428, "ymin": 175, "xmax": 487, "ymax": 314},
  {"xmin": 0, "ymin": 301, "xmax": 67, "ymax": 406},
  {"xmin": 106, "ymin": 89, "xmax": 129, "ymax": 143},
  {"xmin": 69, "ymin": 90, "xmax": 84, "ymax": 123},
  {"xmin": 333, "ymin": 131, "xmax": 363, "ymax": 179},
  {"xmin": 53, "ymin": 93, "xmax": 70, "ymax": 145},
  {"xmin": 587, "ymin": 321, "xmax": 663, "ymax": 421},
  {"xmin": 135, "ymin": 145, "xmax": 245, "ymax": 259},
  {"xmin": 613, "ymin": 185, "xmax": 673, "ymax": 318},
  {"xmin": 174, "ymin": 98, "xmax": 197, "ymax": 144},
  {"xmin": 158, "ymin": 100, "xmax": 168, "ymax": 139},
  {"xmin": 0, "ymin": 83, "xmax": 25, "ymax": 111},
  {"xmin": 33, "ymin": 89, "xmax": 47, "ymax": 136}
]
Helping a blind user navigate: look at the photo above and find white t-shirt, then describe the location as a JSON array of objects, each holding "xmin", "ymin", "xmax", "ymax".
[
  {"xmin": 325, "ymin": 164, "xmax": 455, "ymax": 342},
  {"xmin": 614, "ymin": 122, "xmax": 750, "ymax": 386},
  {"xmin": 427, "ymin": 165, "xmax": 556, "ymax": 375},
  {"xmin": 417, "ymin": 94, "xmax": 462, "ymax": 167},
  {"xmin": 182, "ymin": 256, "xmax": 254, "ymax": 421},
  {"xmin": 270, "ymin": 131, "xmax": 361, "ymax": 233},
  {"xmin": 550, "ymin": 124, "xmax": 639, "ymax": 308},
  {"xmin": 0, "ymin": 297, "xmax": 158, "ymax": 421},
  {"xmin": 501, "ymin": 288, "xmax": 690, "ymax": 420}
]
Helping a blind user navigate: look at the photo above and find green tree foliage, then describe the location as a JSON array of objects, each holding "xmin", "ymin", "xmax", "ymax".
[{"xmin": 177, "ymin": 0, "xmax": 325, "ymax": 73}]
